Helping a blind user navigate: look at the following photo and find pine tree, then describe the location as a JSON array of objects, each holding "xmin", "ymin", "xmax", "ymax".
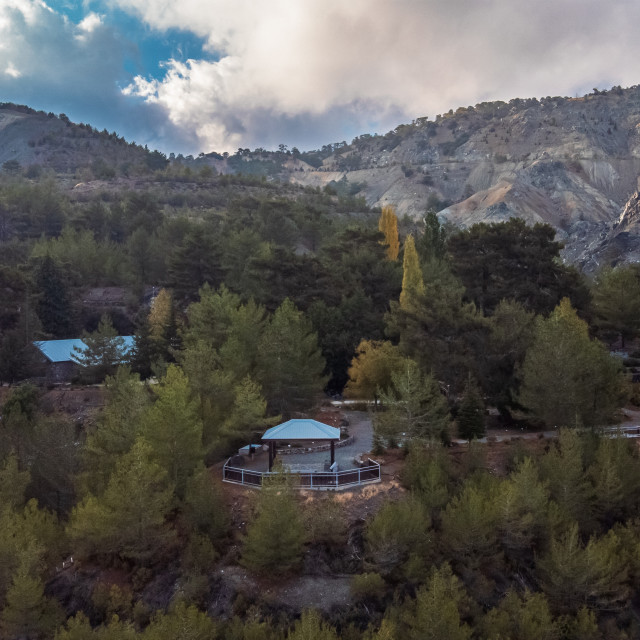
[
  {"xmin": 140, "ymin": 365, "xmax": 204, "ymax": 498},
  {"xmin": 33, "ymin": 254, "xmax": 72, "ymax": 338},
  {"xmin": 81, "ymin": 367, "xmax": 149, "ymax": 495},
  {"xmin": 399, "ymin": 235, "xmax": 425, "ymax": 309},
  {"xmin": 222, "ymin": 376, "xmax": 278, "ymax": 447},
  {"xmin": 539, "ymin": 428, "xmax": 593, "ymax": 530},
  {"xmin": 378, "ymin": 205, "xmax": 400, "ymax": 261},
  {"xmin": 241, "ymin": 472, "xmax": 305, "ymax": 574},
  {"xmin": 591, "ymin": 265, "xmax": 640, "ymax": 347},
  {"xmin": 1, "ymin": 567, "xmax": 63, "ymax": 639},
  {"xmin": 375, "ymin": 359, "xmax": 450, "ymax": 444},
  {"xmin": 288, "ymin": 610, "xmax": 338, "ymax": 640},
  {"xmin": 518, "ymin": 298, "xmax": 625, "ymax": 427},
  {"xmin": 456, "ymin": 378, "xmax": 485, "ymax": 440},
  {"xmin": 72, "ymin": 314, "xmax": 128, "ymax": 383},
  {"xmin": 67, "ymin": 438, "xmax": 176, "ymax": 563},
  {"xmin": 256, "ymin": 299, "xmax": 327, "ymax": 417},
  {"xmin": 399, "ymin": 564, "xmax": 472, "ymax": 640}
]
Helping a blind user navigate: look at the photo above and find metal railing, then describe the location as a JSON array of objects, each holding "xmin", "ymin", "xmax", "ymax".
[{"xmin": 222, "ymin": 458, "xmax": 381, "ymax": 490}]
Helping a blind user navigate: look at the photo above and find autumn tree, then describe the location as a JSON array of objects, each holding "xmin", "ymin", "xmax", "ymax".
[
  {"xmin": 518, "ymin": 298, "xmax": 625, "ymax": 428},
  {"xmin": 344, "ymin": 340, "xmax": 404, "ymax": 404},
  {"xmin": 147, "ymin": 287, "xmax": 177, "ymax": 369},
  {"xmin": 399, "ymin": 234, "xmax": 425, "ymax": 309},
  {"xmin": 378, "ymin": 205, "xmax": 400, "ymax": 261}
]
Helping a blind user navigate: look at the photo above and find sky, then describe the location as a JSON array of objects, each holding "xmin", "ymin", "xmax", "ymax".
[{"xmin": 1, "ymin": 0, "xmax": 640, "ymax": 155}]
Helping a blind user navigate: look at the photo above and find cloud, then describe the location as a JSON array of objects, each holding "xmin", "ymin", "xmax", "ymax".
[
  {"xmin": 0, "ymin": 0, "xmax": 195, "ymax": 152},
  {"xmin": 3, "ymin": 0, "xmax": 640, "ymax": 155},
  {"xmin": 112, "ymin": 0, "xmax": 640, "ymax": 152}
]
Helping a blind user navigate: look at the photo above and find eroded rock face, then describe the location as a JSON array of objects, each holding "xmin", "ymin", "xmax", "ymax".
[
  {"xmin": 282, "ymin": 86, "xmax": 640, "ymax": 270},
  {"xmin": 577, "ymin": 191, "xmax": 640, "ymax": 272}
]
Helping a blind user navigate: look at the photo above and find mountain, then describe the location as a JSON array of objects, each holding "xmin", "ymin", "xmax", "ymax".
[
  {"xmin": 5, "ymin": 86, "xmax": 640, "ymax": 270},
  {"xmin": 0, "ymin": 103, "xmax": 155, "ymax": 174},
  {"xmin": 272, "ymin": 85, "xmax": 640, "ymax": 271}
]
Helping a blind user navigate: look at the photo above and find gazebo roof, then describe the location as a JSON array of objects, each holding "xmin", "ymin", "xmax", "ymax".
[{"xmin": 262, "ymin": 419, "xmax": 340, "ymax": 441}]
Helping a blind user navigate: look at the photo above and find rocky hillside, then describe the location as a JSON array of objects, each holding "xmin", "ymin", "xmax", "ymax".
[
  {"xmin": 275, "ymin": 85, "xmax": 640, "ymax": 271},
  {"xmin": 0, "ymin": 103, "xmax": 155, "ymax": 174},
  {"xmin": 6, "ymin": 86, "xmax": 640, "ymax": 270}
]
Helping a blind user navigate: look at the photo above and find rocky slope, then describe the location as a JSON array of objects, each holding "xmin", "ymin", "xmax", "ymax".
[
  {"xmin": 278, "ymin": 86, "xmax": 640, "ymax": 271},
  {"xmin": 5, "ymin": 86, "xmax": 640, "ymax": 270}
]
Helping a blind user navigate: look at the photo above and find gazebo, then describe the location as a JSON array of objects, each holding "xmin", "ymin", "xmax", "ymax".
[{"xmin": 262, "ymin": 419, "xmax": 341, "ymax": 471}]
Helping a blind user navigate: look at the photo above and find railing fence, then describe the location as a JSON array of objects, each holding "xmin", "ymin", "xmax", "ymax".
[{"xmin": 222, "ymin": 458, "xmax": 381, "ymax": 490}]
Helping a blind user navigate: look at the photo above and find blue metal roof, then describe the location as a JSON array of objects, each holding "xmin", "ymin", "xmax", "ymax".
[
  {"xmin": 35, "ymin": 336, "xmax": 135, "ymax": 363},
  {"xmin": 262, "ymin": 419, "xmax": 340, "ymax": 441}
]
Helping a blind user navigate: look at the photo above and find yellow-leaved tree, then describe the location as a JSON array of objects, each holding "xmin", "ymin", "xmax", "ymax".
[{"xmin": 378, "ymin": 205, "xmax": 400, "ymax": 261}]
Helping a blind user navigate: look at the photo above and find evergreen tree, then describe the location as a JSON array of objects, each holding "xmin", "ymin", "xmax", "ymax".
[
  {"xmin": 256, "ymin": 299, "xmax": 327, "ymax": 417},
  {"xmin": 399, "ymin": 234, "xmax": 425, "ymax": 310},
  {"xmin": 375, "ymin": 359, "xmax": 451, "ymax": 444},
  {"xmin": 447, "ymin": 218, "xmax": 589, "ymax": 316},
  {"xmin": 288, "ymin": 610, "xmax": 338, "ymax": 640},
  {"xmin": 440, "ymin": 481, "xmax": 499, "ymax": 564},
  {"xmin": 241, "ymin": 472, "xmax": 305, "ymax": 574},
  {"xmin": 539, "ymin": 429, "xmax": 593, "ymax": 531},
  {"xmin": 81, "ymin": 367, "xmax": 149, "ymax": 495},
  {"xmin": 591, "ymin": 265, "xmax": 640, "ymax": 347},
  {"xmin": 536, "ymin": 523, "xmax": 629, "ymax": 613},
  {"xmin": 1, "ymin": 566, "xmax": 63, "ymax": 639},
  {"xmin": 481, "ymin": 590, "xmax": 557, "ymax": 640},
  {"xmin": 456, "ymin": 378, "xmax": 485, "ymax": 440},
  {"xmin": 417, "ymin": 210, "xmax": 447, "ymax": 263},
  {"xmin": 222, "ymin": 376, "xmax": 278, "ymax": 448},
  {"xmin": 142, "ymin": 601, "xmax": 218, "ymax": 640},
  {"xmin": 140, "ymin": 365, "xmax": 204, "ymax": 498},
  {"xmin": 398, "ymin": 564, "xmax": 472, "ymax": 640},
  {"xmin": 33, "ymin": 254, "xmax": 73, "ymax": 338},
  {"xmin": 518, "ymin": 298, "xmax": 625, "ymax": 428},
  {"xmin": 67, "ymin": 438, "xmax": 176, "ymax": 563},
  {"xmin": 378, "ymin": 205, "xmax": 400, "ymax": 261},
  {"xmin": 496, "ymin": 458, "xmax": 550, "ymax": 555},
  {"xmin": 365, "ymin": 497, "xmax": 431, "ymax": 571},
  {"xmin": 130, "ymin": 313, "xmax": 154, "ymax": 379},
  {"xmin": 72, "ymin": 314, "xmax": 129, "ymax": 383}
]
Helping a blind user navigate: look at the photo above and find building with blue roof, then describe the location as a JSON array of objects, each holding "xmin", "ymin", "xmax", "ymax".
[{"xmin": 34, "ymin": 336, "xmax": 135, "ymax": 382}]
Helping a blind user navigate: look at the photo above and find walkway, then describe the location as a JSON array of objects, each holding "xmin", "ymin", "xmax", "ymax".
[{"xmin": 239, "ymin": 410, "xmax": 374, "ymax": 473}]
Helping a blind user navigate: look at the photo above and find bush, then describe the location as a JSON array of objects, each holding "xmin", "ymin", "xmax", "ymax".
[{"xmin": 351, "ymin": 572, "xmax": 386, "ymax": 602}]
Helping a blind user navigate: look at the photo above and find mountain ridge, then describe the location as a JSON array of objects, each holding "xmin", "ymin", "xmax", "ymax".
[{"xmin": 5, "ymin": 87, "xmax": 640, "ymax": 270}]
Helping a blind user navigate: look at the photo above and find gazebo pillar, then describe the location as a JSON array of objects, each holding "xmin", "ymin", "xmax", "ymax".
[
  {"xmin": 268, "ymin": 441, "xmax": 274, "ymax": 471},
  {"xmin": 330, "ymin": 440, "xmax": 335, "ymax": 465}
]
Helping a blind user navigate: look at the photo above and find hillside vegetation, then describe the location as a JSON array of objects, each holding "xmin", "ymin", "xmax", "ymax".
[{"xmin": 2, "ymin": 93, "xmax": 640, "ymax": 638}]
